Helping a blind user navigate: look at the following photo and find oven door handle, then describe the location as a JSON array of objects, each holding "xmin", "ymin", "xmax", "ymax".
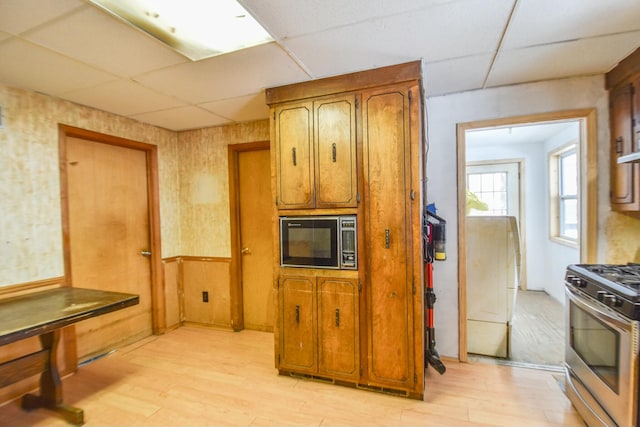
[{"xmin": 566, "ymin": 286, "xmax": 633, "ymax": 331}]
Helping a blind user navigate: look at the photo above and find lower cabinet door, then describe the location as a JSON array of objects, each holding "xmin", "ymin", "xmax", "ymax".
[
  {"xmin": 317, "ymin": 277, "xmax": 359, "ymax": 380},
  {"xmin": 279, "ymin": 275, "xmax": 316, "ymax": 373}
]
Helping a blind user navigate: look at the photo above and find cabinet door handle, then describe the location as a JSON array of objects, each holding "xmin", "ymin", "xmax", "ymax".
[
  {"xmin": 292, "ymin": 147, "xmax": 297, "ymax": 166},
  {"xmin": 335, "ymin": 308, "xmax": 340, "ymax": 327},
  {"xmin": 616, "ymin": 137, "xmax": 623, "ymax": 155},
  {"xmin": 295, "ymin": 304, "xmax": 300, "ymax": 324},
  {"xmin": 385, "ymin": 229, "xmax": 390, "ymax": 248},
  {"xmin": 332, "ymin": 143, "xmax": 337, "ymax": 163}
]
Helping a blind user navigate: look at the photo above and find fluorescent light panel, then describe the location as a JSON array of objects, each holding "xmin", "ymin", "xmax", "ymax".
[{"xmin": 88, "ymin": 0, "xmax": 273, "ymax": 60}]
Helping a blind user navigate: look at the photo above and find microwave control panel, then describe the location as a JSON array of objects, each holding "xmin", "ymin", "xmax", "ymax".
[{"xmin": 339, "ymin": 216, "xmax": 357, "ymax": 270}]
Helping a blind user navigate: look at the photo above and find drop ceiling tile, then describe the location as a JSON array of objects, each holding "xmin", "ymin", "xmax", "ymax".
[
  {"xmin": 243, "ymin": 0, "xmax": 454, "ymax": 39},
  {"xmin": 199, "ymin": 92, "xmax": 269, "ymax": 123},
  {"xmin": 131, "ymin": 106, "xmax": 229, "ymax": 131},
  {"xmin": 487, "ymin": 32, "xmax": 640, "ymax": 88},
  {"xmin": 0, "ymin": 38, "xmax": 117, "ymax": 95},
  {"xmin": 503, "ymin": 0, "xmax": 640, "ymax": 49},
  {"xmin": 25, "ymin": 5, "xmax": 188, "ymax": 78},
  {"xmin": 62, "ymin": 80, "xmax": 187, "ymax": 117},
  {"xmin": 423, "ymin": 55, "xmax": 493, "ymax": 96},
  {"xmin": 136, "ymin": 43, "xmax": 309, "ymax": 104},
  {"xmin": 0, "ymin": 0, "xmax": 83, "ymax": 35},
  {"xmin": 281, "ymin": 0, "xmax": 513, "ymax": 78}
]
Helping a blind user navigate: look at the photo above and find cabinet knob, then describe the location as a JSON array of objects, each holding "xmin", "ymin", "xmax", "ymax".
[
  {"xmin": 292, "ymin": 147, "xmax": 297, "ymax": 166},
  {"xmin": 241, "ymin": 247, "xmax": 251, "ymax": 255},
  {"xmin": 335, "ymin": 308, "xmax": 340, "ymax": 327},
  {"xmin": 295, "ymin": 304, "xmax": 300, "ymax": 324},
  {"xmin": 385, "ymin": 229, "xmax": 390, "ymax": 248},
  {"xmin": 332, "ymin": 143, "xmax": 337, "ymax": 162}
]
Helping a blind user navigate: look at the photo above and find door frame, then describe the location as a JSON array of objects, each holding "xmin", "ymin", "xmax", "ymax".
[
  {"xmin": 456, "ymin": 109, "xmax": 597, "ymax": 362},
  {"xmin": 58, "ymin": 124, "xmax": 165, "ymax": 337},
  {"xmin": 227, "ymin": 140, "xmax": 270, "ymax": 331}
]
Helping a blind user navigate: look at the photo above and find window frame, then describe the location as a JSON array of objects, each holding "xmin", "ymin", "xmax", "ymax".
[{"xmin": 549, "ymin": 141, "xmax": 579, "ymax": 247}]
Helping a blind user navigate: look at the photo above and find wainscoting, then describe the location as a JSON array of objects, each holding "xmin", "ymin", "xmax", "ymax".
[{"xmin": 163, "ymin": 256, "xmax": 232, "ymax": 329}]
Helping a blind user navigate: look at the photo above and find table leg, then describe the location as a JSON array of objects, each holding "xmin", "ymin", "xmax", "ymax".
[{"xmin": 21, "ymin": 330, "xmax": 84, "ymax": 425}]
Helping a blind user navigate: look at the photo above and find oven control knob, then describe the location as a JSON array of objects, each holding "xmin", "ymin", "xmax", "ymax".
[
  {"xmin": 571, "ymin": 276, "xmax": 586, "ymax": 288},
  {"xmin": 597, "ymin": 290, "xmax": 607, "ymax": 302},
  {"xmin": 603, "ymin": 294, "xmax": 619, "ymax": 307}
]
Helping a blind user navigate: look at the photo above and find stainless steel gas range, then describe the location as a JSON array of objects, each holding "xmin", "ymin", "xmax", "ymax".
[{"xmin": 564, "ymin": 263, "xmax": 640, "ymax": 427}]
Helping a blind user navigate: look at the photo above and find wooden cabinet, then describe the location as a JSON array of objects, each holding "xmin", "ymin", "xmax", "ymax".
[
  {"xmin": 274, "ymin": 103, "xmax": 314, "ymax": 209},
  {"xmin": 317, "ymin": 276, "xmax": 359, "ymax": 379},
  {"xmin": 362, "ymin": 83, "xmax": 420, "ymax": 391},
  {"xmin": 279, "ymin": 274, "xmax": 359, "ymax": 381},
  {"xmin": 606, "ymin": 48, "xmax": 640, "ymax": 213},
  {"xmin": 273, "ymin": 95, "xmax": 357, "ymax": 209},
  {"xmin": 267, "ymin": 61, "xmax": 425, "ymax": 399},
  {"xmin": 279, "ymin": 275, "xmax": 316, "ymax": 373}
]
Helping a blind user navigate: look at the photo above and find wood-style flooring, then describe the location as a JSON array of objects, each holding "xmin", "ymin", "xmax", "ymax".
[
  {"xmin": 510, "ymin": 290, "xmax": 565, "ymax": 367},
  {"xmin": 0, "ymin": 326, "xmax": 585, "ymax": 427}
]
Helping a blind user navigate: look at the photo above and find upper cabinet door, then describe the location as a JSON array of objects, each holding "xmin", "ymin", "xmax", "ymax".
[
  {"xmin": 314, "ymin": 95, "xmax": 358, "ymax": 208},
  {"xmin": 609, "ymin": 83, "xmax": 640, "ymax": 210},
  {"xmin": 274, "ymin": 102, "xmax": 314, "ymax": 209}
]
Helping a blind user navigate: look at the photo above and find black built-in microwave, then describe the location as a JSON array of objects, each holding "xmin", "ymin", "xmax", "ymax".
[{"xmin": 280, "ymin": 216, "xmax": 357, "ymax": 270}]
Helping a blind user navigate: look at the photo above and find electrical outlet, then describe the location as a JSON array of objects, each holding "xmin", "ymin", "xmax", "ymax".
[{"xmin": 202, "ymin": 291, "xmax": 209, "ymax": 303}]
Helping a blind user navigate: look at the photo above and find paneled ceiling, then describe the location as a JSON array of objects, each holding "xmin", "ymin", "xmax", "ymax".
[{"xmin": 1, "ymin": 0, "xmax": 639, "ymax": 131}]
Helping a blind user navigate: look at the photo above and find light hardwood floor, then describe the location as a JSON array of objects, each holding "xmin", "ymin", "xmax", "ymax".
[{"xmin": 0, "ymin": 326, "xmax": 585, "ymax": 426}]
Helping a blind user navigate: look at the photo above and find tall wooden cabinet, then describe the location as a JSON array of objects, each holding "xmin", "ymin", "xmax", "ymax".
[
  {"xmin": 362, "ymin": 84, "xmax": 419, "ymax": 390},
  {"xmin": 606, "ymin": 48, "xmax": 640, "ymax": 213},
  {"xmin": 267, "ymin": 61, "xmax": 425, "ymax": 399}
]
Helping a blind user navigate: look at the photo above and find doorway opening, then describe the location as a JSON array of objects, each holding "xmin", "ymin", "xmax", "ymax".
[{"xmin": 457, "ymin": 110, "xmax": 597, "ymax": 369}]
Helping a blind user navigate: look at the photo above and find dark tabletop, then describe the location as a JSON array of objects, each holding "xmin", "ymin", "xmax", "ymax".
[{"xmin": 0, "ymin": 287, "xmax": 139, "ymax": 346}]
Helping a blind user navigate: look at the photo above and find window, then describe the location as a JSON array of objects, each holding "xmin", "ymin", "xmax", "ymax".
[
  {"xmin": 550, "ymin": 144, "xmax": 578, "ymax": 244},
  {"xmin": 467, "ymin": 171, "xmax": 508, "ymax": 215}
]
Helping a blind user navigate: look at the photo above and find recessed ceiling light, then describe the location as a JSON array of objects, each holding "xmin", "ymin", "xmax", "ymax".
[{"xmin": 88, "ymin": 0, "xmax": 273, "ymax": 61}]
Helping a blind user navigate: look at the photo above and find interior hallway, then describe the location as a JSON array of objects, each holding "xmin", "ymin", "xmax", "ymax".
[{"xmin": 0, "ymin": 326, "xmax": 583, "ymax": 426}]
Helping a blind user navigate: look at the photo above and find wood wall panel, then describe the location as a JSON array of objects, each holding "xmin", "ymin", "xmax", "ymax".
[
  {"xmin": 181, "ymin": 258, "xmax": 232, "ymax": 328},
  {"xmin": 162, "ymin": 258, "xmax": 182, "ymax": 330}
]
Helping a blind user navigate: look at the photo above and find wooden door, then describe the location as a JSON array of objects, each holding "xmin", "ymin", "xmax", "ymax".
[
  {"xmin": 274, "ymin": 102, "xmax": 314, "ymax": 209},
  {"xmin": 317, "ymin": 276, "xmax": 359, "ymax": 380},
  {"xmin": 238, "ymin": 149, "xmax": 274, "ymax": 331},
  {"xmin": 66, "ymin": 137, "xmax": 153, "ymax": 361},
  {"xmin": 314, "ymin": 95, "xmax": 357, "ymax": 208},
  {"xmin": 362, "ymin": 86, "xmax": 414, "ymax": 388},
  {"xmin": 279, "ymin": 275, "xmax": 316, "ymax": 373}
]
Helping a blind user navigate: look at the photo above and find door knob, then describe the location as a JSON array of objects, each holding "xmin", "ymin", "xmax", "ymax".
[
  {"xmin": 241, "ymin": 247, "xmax": 251, "ymax": 255},
  {"xmin": 140, "ymin": 250, "xmax": 151, "ymax": 257}
]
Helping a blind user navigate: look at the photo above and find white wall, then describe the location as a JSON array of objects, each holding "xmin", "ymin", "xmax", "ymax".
[
  {"xmin": 543, "ymin": 125, "xmax": 581, "ymax": 303},
  {"xmin": 425, "ymin": 75, "xmax": 609, "ymax": 358}
]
